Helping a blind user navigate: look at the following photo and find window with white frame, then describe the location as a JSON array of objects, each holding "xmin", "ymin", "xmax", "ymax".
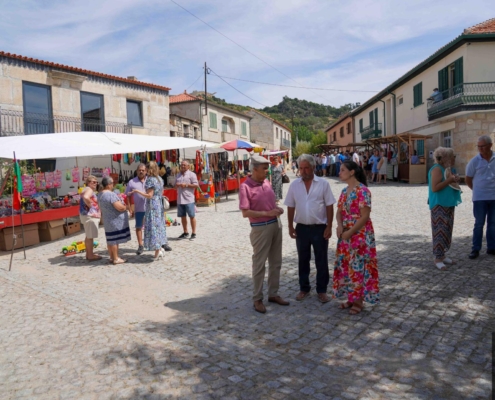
[
  {"xmin": 209, "ymin": 112, "xmax": 217, "ymax": 129},
  {"xmin": 442, "ymin": 130, "xmax": 452, "ymax": 148}
]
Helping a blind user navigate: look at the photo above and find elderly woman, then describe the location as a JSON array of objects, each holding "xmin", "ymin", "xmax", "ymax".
[
  {"xmin": 428, "ymin": 147, "xmax": 462, "ymax": 270},
  {"xmin": 270, "ymin": 156, "xmax": 285, "ymax": 204},
  {"xmin": 98, "ymin": 176, "xmax": 131, "ymax": 265},
  {"xmin": 79, "ymin": 175, "xmax": 101, "ymax": 261},
  {"xmin": 131, "ymin": 161, "xmax": 169, "ymax": 260}
]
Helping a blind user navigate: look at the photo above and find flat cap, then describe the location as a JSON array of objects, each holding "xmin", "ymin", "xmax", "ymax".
[{"xmin": 250, "ymin": 155, "xmax": 270, "ymax": 164}]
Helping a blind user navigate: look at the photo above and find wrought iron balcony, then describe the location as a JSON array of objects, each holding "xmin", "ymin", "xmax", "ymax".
[
  {"xmin": 281, "ymin": 138, "xmax": 291, "ymax": 148},
  {"xmin": 361, "ymin": 123, "xmax": 382, "ymax": 140},
  {"xmin": 0, "ymin": 109, "xmax": 132, "ymax": 136},
  {"xmin": 427, "ymin": 82, "xmax": 495, "ymax": 119}
]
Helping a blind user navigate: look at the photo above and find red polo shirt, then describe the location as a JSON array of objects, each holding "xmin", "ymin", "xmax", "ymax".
[{"xmin": 239, "ymin": 177, "xmax": 276, "ymax": 224}]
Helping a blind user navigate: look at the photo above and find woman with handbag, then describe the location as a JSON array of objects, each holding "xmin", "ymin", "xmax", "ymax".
[
  {"xmin": 80, "ymin": 175, "xmax": 102, "ymax": 261},
  {"xmin": 428, "ymin": 147, "xmax": 462, "ymax": 270},
  {"xmin": 131, "ymin": 161, "xmax": 170, "ymax": 260},
  {"xmin": 270, "ymin": 156, "xmax": 285, "ymax": 205}
]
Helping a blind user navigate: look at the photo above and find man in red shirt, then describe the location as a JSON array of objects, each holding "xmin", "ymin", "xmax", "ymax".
[{"xmin": 239, "ymin": 155, "xmax": 289, "ymax": 314}]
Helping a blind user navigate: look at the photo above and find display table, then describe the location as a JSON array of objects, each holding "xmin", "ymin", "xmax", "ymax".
[{"xmin": 0, "ymin": 205, "xmax": 80, "ymax": 230}]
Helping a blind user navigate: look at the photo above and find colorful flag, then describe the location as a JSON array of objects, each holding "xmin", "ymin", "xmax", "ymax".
[{"xmin": 13, "ymin": 160, "xmax": 22, "ymax": 210}]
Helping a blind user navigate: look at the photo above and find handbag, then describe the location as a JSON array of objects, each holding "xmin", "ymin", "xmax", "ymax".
[
  {"xmin": 162, "ymin": 196, "xmax": 170, "ymax": 210},
  {"xmin": 282, "ymin": 174, "xmax": 290, "ymax": 184}
]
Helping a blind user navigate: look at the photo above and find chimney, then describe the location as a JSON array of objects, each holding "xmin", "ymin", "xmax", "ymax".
[
  {"xmin": 184, "ymin": 90, "xmax": 187, "ymax": 94},
  {"xmin": 127, "ymin": 76, "xmax": 138, "ymax": 81}
]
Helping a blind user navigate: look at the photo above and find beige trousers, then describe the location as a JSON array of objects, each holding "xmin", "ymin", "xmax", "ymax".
[{"xmin": 249, "ymin": 222, "xmax": 282, "ymax": 302}]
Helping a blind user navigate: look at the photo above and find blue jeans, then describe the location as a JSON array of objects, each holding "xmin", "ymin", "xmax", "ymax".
[
  {"xmin": 295, "ymin": 224, "xmax": 329, "ymax": 293},
  {"xmin": 335, "ymin": 163, "xmax": 341, "ymax": 176},
  {"xmin": 472, "ymin": 200, "xmax": 495, "ymax": 251}
]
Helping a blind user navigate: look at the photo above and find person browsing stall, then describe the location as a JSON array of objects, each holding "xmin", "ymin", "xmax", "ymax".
[
  {"xmin": 125, "ymin": 163, "xmax": 147, "ymax": 255},
  {"xmin": 175, "ymin": 160, "xmax": 199, "ymax": 241},
  {"xmin": 284, "ymin": 154, "xmax": 336, "ymax": 303},
  {"xmin": 239, "ymin": 155, "xmax": 289, "ymax": 314}
]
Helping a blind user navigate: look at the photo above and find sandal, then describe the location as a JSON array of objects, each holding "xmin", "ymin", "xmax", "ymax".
[
  {"xmin": 339, "ymin": 301, "xmax": 353, "ymax": 309},
  {"xmin": 435, "ymin": 262, "xmax": 447, "ymax": 270},
  {"xmin": 113, "ymin": 258, "xmax": 127, "ymax": 265},
  {"xmin": 349, "ymin": 303, "xmax": 363, "ymax": 315},
  {"xmin": 443, "ymin": 258, "xmax": 455, "ymax": 265}
]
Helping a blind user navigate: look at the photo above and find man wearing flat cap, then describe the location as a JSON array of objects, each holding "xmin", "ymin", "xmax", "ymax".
[{"xmin": 239, "ymin": 155, "xmax": 289, "ymax": 314}]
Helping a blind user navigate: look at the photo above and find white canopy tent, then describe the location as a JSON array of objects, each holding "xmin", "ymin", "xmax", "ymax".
[{"xmin": 0, "ymin": 131, "xmax": 212, "ymax": 160}]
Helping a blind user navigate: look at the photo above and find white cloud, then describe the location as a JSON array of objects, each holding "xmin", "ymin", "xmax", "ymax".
[{"xmin": 0, "ymin": 0, "xmax": 493, "ymax": 108}]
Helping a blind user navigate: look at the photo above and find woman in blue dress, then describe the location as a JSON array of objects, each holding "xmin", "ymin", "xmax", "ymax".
[
  {"xmin": 368, "ymin": 149, "xmax": 381, "ymax": 183},
  {"xmin": 131, "ymin": 161, "xmax": 169, "ymax": 260}
]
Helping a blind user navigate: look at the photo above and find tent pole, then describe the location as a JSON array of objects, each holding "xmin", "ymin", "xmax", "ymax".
[{"xmin": 8, "ymin": 163, "xmax": 15, "ymax": 271}]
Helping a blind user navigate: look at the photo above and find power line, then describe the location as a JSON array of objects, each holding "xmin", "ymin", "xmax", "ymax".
[
  {"xmin": 186, "ymin": 71, "xmax": 203, "ymax": 91},
  {"xmin": 213, "ymin": 75, "xmax": 379, "ymax": 93},
  {"xmin": 208, "ymin": 68, "xmax": 268, "ymax": 108},
  {"xmin": 169, "ymin": 0, "xmax": 335, "ymax": 103}
]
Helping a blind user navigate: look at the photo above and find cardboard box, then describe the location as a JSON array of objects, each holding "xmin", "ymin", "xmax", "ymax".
[
  {"xmin": 197, "ymin": 197, "xmax": 214, "ymax": 207},
  {"xmin": 0, "ymin": 224, "xmax": 40, "ymax": 251},
  {"xmin": 38, "ymin": 219, "xmax": 65, "ymax": 242},
  {"xmin": 64, "ymin": 221, "xmax": 81, "ymax": 236}
]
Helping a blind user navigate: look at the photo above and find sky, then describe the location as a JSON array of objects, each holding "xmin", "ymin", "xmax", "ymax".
[{"xmin": 0, "ymin": 0, "xmax": 493, "ymax": 109}]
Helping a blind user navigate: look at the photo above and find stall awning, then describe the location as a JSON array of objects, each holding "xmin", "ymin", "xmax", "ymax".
[{"xmin": 0, "ymin": 132, "xmax": 210, "ymax": 160}]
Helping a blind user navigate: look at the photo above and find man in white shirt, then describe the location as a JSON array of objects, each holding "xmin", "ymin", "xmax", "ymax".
[
  {"xmin": 352, "ymin": 151, "xmax": 360, "ymax": 165},
  {"xmin": 284, "ymin": 154, "xmax": 336, "ymax": 303}
]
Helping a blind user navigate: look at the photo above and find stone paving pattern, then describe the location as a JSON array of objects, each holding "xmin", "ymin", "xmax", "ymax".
[{"xmin": 0, "ymin": 173, "xmax": 493, "ymax": 399}]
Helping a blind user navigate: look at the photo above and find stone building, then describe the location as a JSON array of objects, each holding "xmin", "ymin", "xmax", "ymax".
[
  {"xmin": 170, "ymin": 113, "xmax": 200, "ymax": 139},
  {"xmin": 170, "ymin": 91, "xmax": 251, "ymax": 144},
  {"xmin": 351, "ymin": 18, "xmax": 495, "ymax": 174},
  {"xmin": 0, "ymin": 51, "xmax": 170, "ymax": 137},
  {"xmin": 246, "ymin": 109, "xmax": 292, "ymax": 159}
]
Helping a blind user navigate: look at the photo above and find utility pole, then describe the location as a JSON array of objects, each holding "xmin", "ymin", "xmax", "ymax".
[{"xmin": 204, "ymin": 62, "xmax": 208, "ymax": 137}]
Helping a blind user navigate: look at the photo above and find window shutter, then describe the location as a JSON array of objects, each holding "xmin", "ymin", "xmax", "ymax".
[
  {"xmin": 417, "ymin": 140, "xmax": 424, "ymax": 156},
  {"xmin": 241, "ymin": 121, "xmax": 247, "ymax": 136},
  {"xmin": 454, "ymin": 57, "xmax": 463, "ymax": 86},
  {"xmin": 359, "ymin": 119, "xmax": 363, "ymax": 132},
  {"xmin": 209, "ymin": 112, "xmax": 217, "ymax": 129},
  {"xmin": 413, "ymin": 83, "xmax": 422, "ymax": 107},
  {"xmin": 369, "ymin": 111, "xmax": 374, "ymax": 127},
  {"xmin": 374, "ymin": 108, "xmax": 378, "ymax": 129},
  {"xmin": 438, "ymin": 67, "xmax": 448, "ymax": 92}
]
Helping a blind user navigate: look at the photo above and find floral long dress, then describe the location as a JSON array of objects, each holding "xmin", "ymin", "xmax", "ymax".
[
  {"xmin": 143, "ymin": 176, "xmax": 168, "ymax": 251},
  {"xmin": 333, "ymin": 184, "xmax": 379, "ymax": 304},
  {"xmin": 271, "ymin": 164, "xmax": 283, "ymax": 201}
]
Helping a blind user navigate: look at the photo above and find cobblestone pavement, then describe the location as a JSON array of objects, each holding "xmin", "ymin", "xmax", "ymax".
[{"xmin": 1, "ymin": 173, "xmax": 493, "ymax": 399}]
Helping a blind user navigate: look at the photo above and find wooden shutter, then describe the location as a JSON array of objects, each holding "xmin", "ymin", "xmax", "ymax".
[
  {"xmin": 209, "ymin": 112, "xmax": 217, "ymax": 129},
  {"xmin": 369, "ymin": 111, "xmax": 374, "ymax": 127},
  {"xmin": 374, "ymin": 108, "xmax": 378, "ymax": 129},
  {"xmin": 241, "ymin": 121, "xmax": 247, "ymax": 136},
  {"xmin": 454, "ymin": 57, "xmax": 463, "ymax": 86},
  {"xmin": 413, "ymin": 83, "xmax": 422, "ymax": 107},
  {"xmin": 359, "ymin": 119, "xmax": 363, "ymax": 132},
  {"xmin": 438, "ymin": 67, "xmax": 448, "ymax": 92},
  {"xmin": 417, "ymin": 140, "xmax": 424, "ymax": 156}
]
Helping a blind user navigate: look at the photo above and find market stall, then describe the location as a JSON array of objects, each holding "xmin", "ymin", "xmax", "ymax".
[{"xmin": 365, "ymin": 133, "xmax": 431, "ymax": 184}]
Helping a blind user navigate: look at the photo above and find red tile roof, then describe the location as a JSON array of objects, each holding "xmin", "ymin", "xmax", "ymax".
[
  {"xmin": 169, "ymin": 91, "xmax": 201, "ymax": 104},
  {"xmin": 0, "ymin": 51, "xmax": 171, "ymax": 92},
  {"xmin": 464, "ymin": 18, "xmax": 495, "ymax": 34}
]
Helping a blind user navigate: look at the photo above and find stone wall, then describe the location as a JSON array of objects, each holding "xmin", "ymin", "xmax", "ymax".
[
  {"xmin": 247, "ymin": 111, "xmax": 274, "ymax": 149},
  {"xmin": 0, "ymin": 58, "xmax": 170, "ymax": 136}
]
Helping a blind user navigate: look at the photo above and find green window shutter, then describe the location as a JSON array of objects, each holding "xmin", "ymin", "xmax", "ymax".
[
  {"xmin": 374, "ymin": 108, "xmax": 378, "ymax": 129},
  {"xmin": 359, "ymin": 119, "xmax": 363, "ymax": 132},
  {"xmin": 369, "ymin": 111, "xmax": 374, "ymax": 127},
  {"xmin": 413, "ymin": 83, "xmax": 422, "ymax": 107},
  {"xmin": 438, "ymin": 67, "xmax": 448, "ymax": 92},
  {"xmin": 417, "ymin": 140, "xmax": 424, "ymax": 156},
  {"xmin": 241, "ymin": 121, "xmax": 247, "ymax": 136},
  {"xmin": 222, "ymin": 119, "xmax": 227, "ymax": 132},
  {"xmin": 454, "ymin": 57, "xmax": 463, "ymax": 86},
  {"xmin": 209, "ymin": 112, "xmax": 217, "ymax": 129}
]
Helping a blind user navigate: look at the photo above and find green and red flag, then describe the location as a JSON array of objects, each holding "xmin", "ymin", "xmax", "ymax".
[{"xmin": 12, "ymin": 159, "xmax": 22, "ymax": 210}]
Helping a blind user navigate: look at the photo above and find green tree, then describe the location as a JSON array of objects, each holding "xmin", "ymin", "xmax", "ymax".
[
  {"xmin": 293, "ymin": 141, "xmax": 312, "ymax": 158},
  {"xmin": 310, "ymin": 131, "xmax": 328, "ymax": 154}
]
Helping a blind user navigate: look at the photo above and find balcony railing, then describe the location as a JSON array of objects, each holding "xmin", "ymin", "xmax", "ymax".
[
  {"xmin": 427, "ymin": 82, "xmax": 495, "ymax": 118},
  {"xmin": 361, "ymin": 123, "xmax": 382, "ymax": 140},
  {"xmin": 0, "ymin": 109, "xmax": 132, "ymax": 136},
  {"xmin": 281, "ymin": 138, "xmax": 291, "ymax": 148}
]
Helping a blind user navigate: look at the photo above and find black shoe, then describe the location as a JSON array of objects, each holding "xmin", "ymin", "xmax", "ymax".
[
  {"xmin": 189, "ymin": 233, "xmax": 196, "ymax": 241},
  {"xmin": 162, "ymin": 244, "xmax": 172, "ymax": 252},
  {"xmin": 468, "ymin": 250, "xmax": 480, "ymax": 259},
  {"xmin": 487, "ymin": 249, "xmax": 495, "ymax": 255},
  {"xmin": 178, "ymin": 233, "xmax": 190, "ymax": 240},
  {"xmin": 136, "ymin": 245, "xmax": 144, "ymax": 255}
]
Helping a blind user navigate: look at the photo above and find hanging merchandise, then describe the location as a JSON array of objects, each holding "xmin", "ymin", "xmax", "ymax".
[
  {"xmin": 82, "ymin": 167, "xmax": 90, "ymax": 182},
  {"xmin": 65, "ymin": 170, "xmax": 71, "ymax": 180},
  {"xmin": 35, "ymin": 172, "xmax": 47, "ymax": 191},
  {"xmin": 45, "ymin": 172, "xmax": 54, "ymax": 189},
  {"xmin": 123, "ymin": 153, "xmax": 129, "ymax": 164},
  {"xmin": 21, "ymin": 175, "xmax": 36, "ymax": 197},
  {"xmin": 53, "ymin": 170, "xmax": 62, "ymax": 188},
  {"xmin": 72, "ymin": 167, "xmax": 80, "ymax": 183}
]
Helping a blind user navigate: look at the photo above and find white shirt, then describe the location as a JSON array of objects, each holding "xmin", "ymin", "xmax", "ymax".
[
  {"xmin": 284, "ymin": 176, "xmax": 336, "ymax": 225},
  {"xmin": 352, "ymin": 153, "xmax": 360, "ymax": 164},
  {"xmin": 321, "ymin": 156, "xmax": 327, "ymax": 164}
]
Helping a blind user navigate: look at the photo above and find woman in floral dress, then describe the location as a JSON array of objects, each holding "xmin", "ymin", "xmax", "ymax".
[
  {"xmin": 333, "ymin": 161, "xmax": 379, "ymax": 315},
  {"xmin": 131, "ymin": 161, "xmax": 168, "ymax": 260}
]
